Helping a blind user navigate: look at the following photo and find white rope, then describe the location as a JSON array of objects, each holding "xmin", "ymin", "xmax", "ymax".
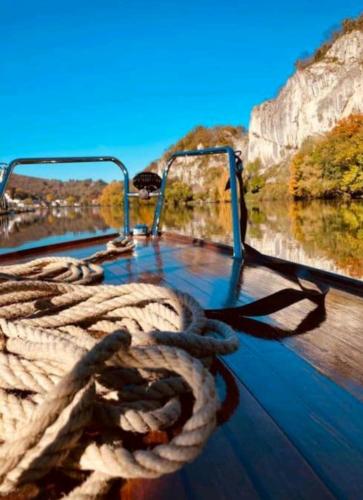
[
  {"xmin": 0, "ymin": 268, "xmax": 239, "ymax": 498},
  {"xmin": 0, "ymin": 236, "xmax": 135, "ymax": 285}
]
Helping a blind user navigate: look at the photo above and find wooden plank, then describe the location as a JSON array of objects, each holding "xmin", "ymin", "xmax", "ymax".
[
  {"xmin": 160, "ymin": 248, "xmax": 363, "ymax": 400},
  {"xmin": 0, "ymin": 232, "xmax": 118, "ymax": 263},
  {"xmin": 120, "ymin": 473, "xmax": 189, "ymax": 500},
  {"xmin": 100, "ymin": 240, "xmax": 363, "ymax": 399},
  {"xmin": 143, "ymin": 246, "xmax": 239, "ymax": 309},
  {"xmin": 177, "ymin": 363, "xmax": 333, "ymax": 500},
  {"xmin": 283, "ymin": 339, "xmax": 363, "ymax": 402},
  {"xmin": 234, "ymin": 333, "xmax": 363, "ymax": 454},
  {"xmin": 176, "ymin": 426, "xmax": 260, "ymax": 500},
  {"xmin": 226, "ymin": 347, "xmax": 363, "ymax": 498}
]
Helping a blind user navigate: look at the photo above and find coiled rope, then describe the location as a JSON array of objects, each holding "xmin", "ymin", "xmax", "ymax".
[
  {"xmin": 0, "ymin": 240, "xmax": 239, "ymax": 499},
  {"xmin": 0, "ymin": 236, "xmax": 134, "ymax": 285}
]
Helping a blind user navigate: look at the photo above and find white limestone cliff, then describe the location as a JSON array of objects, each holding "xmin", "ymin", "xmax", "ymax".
[{"xmin": 247, "ymin": 30, "xmax": 363, "ymax": 170}]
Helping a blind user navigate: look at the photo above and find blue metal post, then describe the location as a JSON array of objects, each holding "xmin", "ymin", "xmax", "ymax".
[
  {"xmin": 0, "ymin": 164, "xmax": 12, "ymax": 199},
  {"xmin": 150, "ymin": 147, "xmax": 243, "ymax": 259},
  {"xmin": 151, "ymin": 158, "xmax": 174, "ymax": 236},
  {"xmin": 122, "ymin": 170, "xmax": 130, "ymax": 236},
  {"xmin": 0, "ymin": 156, "xmax": 131, "ymax": 236},
  {"xmin": 226, "ymin": 148, "xmax": 243, "ymax": 259}
]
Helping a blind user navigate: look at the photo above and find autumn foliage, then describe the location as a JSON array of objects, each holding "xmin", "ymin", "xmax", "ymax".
[
  {"xmin": 289, "ymin": 114, "xmax": 363, "ymax": 199},
  {"xmin": 99, "ymin": 181, "xmax": 124, "ymax": 206}
]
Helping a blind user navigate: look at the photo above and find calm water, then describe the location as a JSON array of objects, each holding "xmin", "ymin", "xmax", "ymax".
[{"xmin": 0, "ymin": 201, "xmax": 362, "ymax": 279}]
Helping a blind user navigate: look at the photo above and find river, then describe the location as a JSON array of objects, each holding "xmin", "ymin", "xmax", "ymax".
[{"xmin": 0, "ymin": 200, "xmax": 362, "ymax": 279}]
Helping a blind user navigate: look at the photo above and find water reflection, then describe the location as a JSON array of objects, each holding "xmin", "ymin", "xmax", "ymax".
[
  {"xmin": 0, "ymin": 201, "xmax": 362, "ymax": 279},
  {"xmin": 0, "ymin": 207, "xmax": 113, "ymax": 252}
]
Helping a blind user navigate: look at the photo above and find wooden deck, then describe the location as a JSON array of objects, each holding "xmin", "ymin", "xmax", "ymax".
[{"xmin": 1, "ymin": 234, "xmax": 363, "ymax": 499}]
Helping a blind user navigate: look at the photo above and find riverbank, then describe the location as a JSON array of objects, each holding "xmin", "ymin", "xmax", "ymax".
[{"xmin": 0, "ymin": 207, "xmax": 36, "ymax": 216}]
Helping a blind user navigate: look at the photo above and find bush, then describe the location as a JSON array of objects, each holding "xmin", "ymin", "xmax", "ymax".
[
  {"xmin": 244, "ymin": 159, "xmax": 266, "ymax": 194},
  {"xmin": 165, "ymin": 180, "xmax": 194, "ymax": 205},
  {"xmin": 295, "ymin": 13, "xmax": 363, "ymax": 70}
]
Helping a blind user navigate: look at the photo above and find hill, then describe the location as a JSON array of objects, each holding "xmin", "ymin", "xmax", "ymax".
[
  {"xmin": 144, "ymin": 125, "xmax": 248, "ymax": 202},
  {"xmin": 6, "ymin": 174, "xmax": 107, "ymax": 204}
]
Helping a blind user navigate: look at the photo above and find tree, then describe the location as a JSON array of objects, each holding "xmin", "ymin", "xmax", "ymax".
[
  {"xmin": 99, "ymin": 182, "xmax": 124, "ymax": 206},
  {"xmin": 245, "ymin": 159, "xmax": 266, "ymax": 194},
  {"xmin": 295, "ymin": 13, "xmax": 363, "ymax": 70},
  {"xmin": 66, "ymin": 195, "xmax": 76, "ymax": 206},
  {"xmin": 289, "ymin": 114, "xmax": 363, "ymax": 199},
  {"xmin": 165, "ymin": 180, "xmax": 193, "ymax": 205}
]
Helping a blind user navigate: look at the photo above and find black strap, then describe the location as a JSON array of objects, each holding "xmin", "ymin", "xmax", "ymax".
[
  {"xmin": 225, "ymin": 153, "xmax": 247, "ymax": 242},
  {"xmin": 212, "ymin": 153, "xmax": 329, "ymax": 333}
]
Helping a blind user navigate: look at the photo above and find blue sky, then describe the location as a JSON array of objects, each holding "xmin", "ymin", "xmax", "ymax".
[{"xmin": 0, "ymin": 0, "xmax": 361, "ymax": 181}]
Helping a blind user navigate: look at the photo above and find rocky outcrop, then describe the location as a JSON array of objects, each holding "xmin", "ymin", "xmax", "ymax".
[
  {"xmin": 247, "ymin": 30, "xmax": 363, "ymax": 170},
  {"xmin": 147, "ymin": 126, "xmax": 248, "ymax": 191}
]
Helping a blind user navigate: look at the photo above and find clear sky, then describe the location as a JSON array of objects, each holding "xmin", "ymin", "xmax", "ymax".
[{"xmin": 0, "ymin": 0, "xmax": 361, "ymax": 181}]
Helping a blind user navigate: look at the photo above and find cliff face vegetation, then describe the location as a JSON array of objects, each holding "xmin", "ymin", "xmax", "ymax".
[
  {"xmin": 289, "ymin": 115, "xmax": 363, "ymax": 199},
  {"xmin": 163, "ymin": 125, "xmax": 247, "ymax": 157},
  {"xmin": 295, "ymin": 14, "xmax": 363, "ymax": 69}
]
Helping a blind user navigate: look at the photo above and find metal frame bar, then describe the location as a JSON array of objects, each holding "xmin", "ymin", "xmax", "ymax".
[
  {"xmin": 151, "ymin": 146, "xmax": 243, "ymax": 259},
  {"xmin": 127, "ymin": 192, "xmax": 160, "ymax": 198},
  {"xmin": 0, "ymin": 156, "xmax": 130, "ymax": 235}
]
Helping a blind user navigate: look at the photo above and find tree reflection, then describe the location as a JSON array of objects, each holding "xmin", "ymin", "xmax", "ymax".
[
  {"xmin": 289, "ymin": 201, "xmax": 363, "ymax": 278},
  {"xmin": 0, "ymin": 201, "xmax": 362, "ymax": 279}
]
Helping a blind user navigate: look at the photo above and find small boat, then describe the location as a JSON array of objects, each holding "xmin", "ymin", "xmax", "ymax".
[{"xmin": 0, "ymin": 148, "xmax": 362, "ymax": 499}]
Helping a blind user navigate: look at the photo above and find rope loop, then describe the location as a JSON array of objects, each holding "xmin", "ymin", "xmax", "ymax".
[
  {"xmin": 0, "ymin": 245, "xmax": 239, "ymax": 499},
  {"xmin": 0, "ymin": 236, "xmax": 135, "ymax": 285}
]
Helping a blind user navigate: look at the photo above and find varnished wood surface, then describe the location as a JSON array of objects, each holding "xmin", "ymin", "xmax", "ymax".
[{"xmin": 1, "ymin": 234, "xmax": 363, "ymax": 499}]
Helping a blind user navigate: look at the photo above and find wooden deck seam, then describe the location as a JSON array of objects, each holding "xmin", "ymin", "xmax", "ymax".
[
  {"xmin": 216, "ymin": 358, "xmax": 335, "ymax": 499},
  {"xmin": 225, "ymin": 352, "xmax": 363, "ymax": 498}
]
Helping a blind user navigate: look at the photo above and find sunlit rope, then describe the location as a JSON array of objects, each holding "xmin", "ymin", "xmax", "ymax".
[
  {"xmin": 0, "ymin": 237, "xmax": 134, "ymax": 285},
  {"xmin": 0, "ymin": 248, "xmax": 238, "ymax": 499}
]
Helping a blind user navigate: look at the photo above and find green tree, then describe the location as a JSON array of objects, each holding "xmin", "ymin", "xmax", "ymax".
[
  {"xmin": 245, "ymin": 159, "xmax": 266, "ymax": 194},
  {"xmin": 165, "ymin": 180, "xmax": 194, "ymax": 205}
]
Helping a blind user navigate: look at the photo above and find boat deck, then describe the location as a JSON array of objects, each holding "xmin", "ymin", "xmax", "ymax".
[{"xmin": 1, "ymin": 234, "xmax": 363, "ymax": 499}]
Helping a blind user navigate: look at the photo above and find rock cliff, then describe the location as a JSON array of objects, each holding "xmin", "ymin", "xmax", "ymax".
[
  {"xmin": 146, "ymin": 126, "xmax": 248, "ymax": 191},
  {"xmin": 247, "ymin": 30, "xmax": 363, "ymax": 170}
]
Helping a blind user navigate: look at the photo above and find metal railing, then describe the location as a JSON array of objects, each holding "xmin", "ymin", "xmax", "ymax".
[
  {"xmin": 0, "ymin": 149, "xmax": 244, "ymax": 257},
  {"xmin": 151, "ymin": 147, "xmax": 244, "ymax": 259},
  {"xmin": 0, "ymin": 156, "xmax": 131, "ymax": 235}
]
